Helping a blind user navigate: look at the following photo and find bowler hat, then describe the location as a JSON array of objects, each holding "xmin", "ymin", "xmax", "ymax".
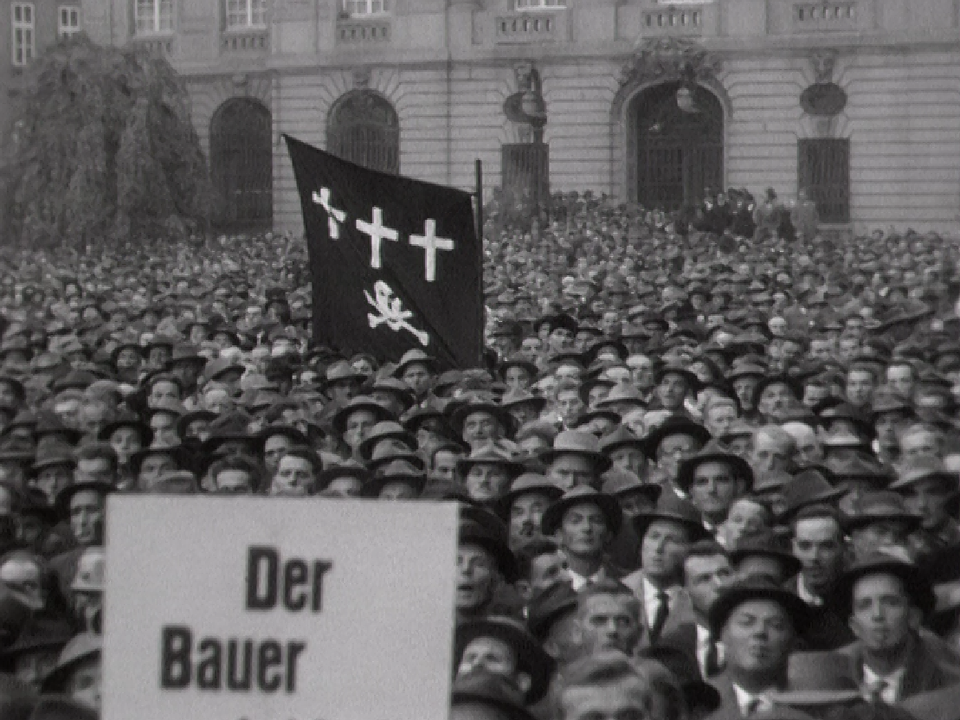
[
  {"xmin": 539, "ymin": 430, "xmax": 612, "ymax": 474},
  {"xmin": 708, "ymin": 577, "xmax": 811, "ymax": 636},
  {"xmin": 455, "ymin": 616, "xmax": 556, "ymax": 704},
  {"xmin": 675, "ymin": 440, "xmax": 754, "ymax": 494},
  {"xmin": 825, "ymin": 453, "xmax": 893, "ymax": 490},
  {"xmin": 751, "ymin": 373, "xmax": 802, "ymax": 409},
  {"xmin": 655, "ymin": 363, "xmax": 704, "ymax": 392},
  {"xmin": 541, "ymin": 486, "xmax": 622, "ymax": 536},
  {"xmin": 832, "ymin": 550, "xmax": 935, "ymax": 620},
  {"xmin": 500, "ymin": 390, "xmax": 547, "ymax": 414},
  {"xmin": 497, "ymin": 355, "xmax": 540, "ymax": 382},
  {"xmin": 632, "ymin": 492, "xmax": 711, "ymax": 543},
  {"xmin": 599, "ymin": 425, "xmax": 647, "ymax": 455},
  {"xmin": 319, "ymin": 360, "xmax": 366, "ymax": 390}
]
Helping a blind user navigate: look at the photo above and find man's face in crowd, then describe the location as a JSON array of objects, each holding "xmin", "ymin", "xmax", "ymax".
[
  {"xmin": 75, "ymin": 457, "xmax": 114, "ymax": 487},
  {"xmin": 138, "ymin": 453, "xmax": 177, "ymax": 490},
  {"xmin": 271, "ymin": 455, "xmax": 316, "ymax": 496},
  {"xmin": 559, "ymin": 676, "xmax": 650, "ymax": 720},
  {"xmin": 54, "ymin": 398, "xmax": 81, "ymax": 428},
  {"xmin": 721, "ymin": 498, "xmax": 770, "ymax": 549},
  {"xmin": 846, "ymin": 369, "xmax": 876, "ymax": 406},
  {"xmin": 343, "ymin": 409, "xmax": 378, "ymax": 452},
  {"xmin": 887, "ymin": 365, "xmax": 916, "ymax": 398},
  {"xmin": 35, "ymin": 464, "xmax": 73, "ymax": 503},
  {"xmin": 656, "ymin": 372, "xmax": 688, "ymax": 410},
  {"xmin": 732, "ymin": 377, "xmax": 759, "ymax": 410},
  {"xmin": 850, "ymin": 520, "xmax": 910, "ymax": 560},
  {"xmin": 548, "ymin": 454, "xmax": 596, "ymax": 491},
  {"xmin": 750, "ymin": 434, "xmax": 792, "ymax": 475},
  {"xmin": 263, "ymin": 434, "xmax": 293, "ymax": 475},
  {"xmin": 809, "ymin": 339, "xmax": 834, "ymax": 361},
  {"xmin": 457, "ymin": 637, "xmax": 521, "ymax": 684},
  {"xmin": 149, "ymin": 411, "xmax": 179, "ymax": 448},
  {"xmin": 108, "ymin": 426, "xmax": 142, "ymax": 463},
  {"xmin": 757, "ymin": 382, "xmax": 794, "ymax": 420},
  {"xmin": 704, "ymin": 401, "xmax": 738, "ymax": 438},
  {"xmin": 456, "ymin": 543, "xmax": 498, "ymax": 613},
  {"xmin": 548, "ymin": 328, "xmax": 574, "ymax": 352},
  {"xmin": 578, "ymin": 593, "xmax": 641, "ymax": 655},
  {"xmin": 70, "ymin": 490, "xmax": 105, "ymax": 546},
  {"xmin": 900, "ymin": 477, "xmax": 952, "ymax": 531},
  {"xmin": 520, "ymin": 338, "xmax": 541, "ymax": 357},
  {"xmin": 509, "ymin": 492, "xmax": 552, "ymax": 544},
  {"xmin": 147, "ymin": 380, "xmax": 180, "ymax": 409},
  {"xmin": 690, "ymin": 461, "xmax": 743, "ymax": 522},
  {"xmin": 900, "ymin": 430, "xmax": 940, "ymax": 461},
  {"xmin": 430, "ymin": 449, "xmax": 461, "ymax": 482},
  {"xmin": 627, "ymin": 355, "xmax": 655, "ymax": 389},
  {"xmin": 838, "ymin": 336, "xmax": 860, "ymax": 362},
  {"xmin": 465, "ymin": 463, "xmax": 512, "ymax": 503},
  {"xmin": 560, "ymin": 503, "xmax": 609, "ymax": 558},
  {"xmin": 462, "ymin": 411, "xmax": 502, "ymax": 449},
  {"xmin": 400, "ymin": 362, "xmax": 433, "ymax": 397},
  {"xmin": 640, "ymin": 519, "xmax": 689, "ymax": 584},
  {"xmin": 0, "ymin": 462, "xmax": 25, "ymax": 492},
  {"xmin": 875, "ymin": 411, "xmax": 909, "ymax": 448},
  {"xmin": 503, "ymin": 366, "xmax": 532, "ymax": 392},
  {"xmin": 685, "ymin": 552, "xmax": 733, "ymax": 617},
  {"xmin": 722, "ymin": 599, "xmax": 794, "ymax": 676},
  {"xmin": 656, "ymin": 433, "xmax": 701, "ymax": 481},
  {"xmin": 215, "ymin": 469, "xmax": 255, "ymax": 494},
  {"xmin": 792, "ymin": 516, "xmax": 844, "ymax": 593},
  {"xmin": 609, "ymin": 446, "xmax": 646, "ymax": 477},
  {"xmin": 849, "ymin": 573, "xmax": 918, "ymax": 655},
  {"xmin": 0, "ymin": 381, "xmax": 19, "ymax": 409},
  {"xmin": 787, "ymin": 424, "xmax": 823, "ymax": 466}
]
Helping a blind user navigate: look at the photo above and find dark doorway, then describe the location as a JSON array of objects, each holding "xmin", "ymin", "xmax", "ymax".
[
  {"xmin": 210, "ymin": 98, "xmax": 273, "ymax": 229},
  {"xmin": 632, "ymin": 82, "xmax": 723, "ymax": 211},
  {"xmin": 327, "ymin": 91, "xmax": 400, "ymax": 174}
]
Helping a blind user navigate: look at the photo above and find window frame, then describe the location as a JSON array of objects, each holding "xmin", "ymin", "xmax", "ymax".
[
  {"xmin": 514, "ymin": 0, "xmax": 567, "ymax": 11},
  {"xmin": 58, "ymin": 5, "xmax": 82, "ymax": 39},
  {"xmin": 11, "ymin": 3, "xmax": 36, "ymax": 67},
  {"xmin": 341, "ymin": 0, "xmax": 391, "ymax": 18},
  {"xmin": 135, "ymin": 0, "xmax": 174, "ymax": 36},
  {"xmin": 224, "ymin": 0, "xmax": 267, "ymax": 30}
]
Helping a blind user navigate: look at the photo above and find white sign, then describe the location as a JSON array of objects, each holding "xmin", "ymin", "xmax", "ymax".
[{"xmin": 103, "ymin": 497, "xmax": 459, "ymax": 720}]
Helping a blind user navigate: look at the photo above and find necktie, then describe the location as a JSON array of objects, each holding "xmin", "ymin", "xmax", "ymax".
[
  {"xmin": 744, "ymin": 698, "xmax": 762, "ymax": 717},
  {"xmin": 704, "ymin": 636, "xmax": 722, "ymax": 677},
  {"xmin": 650, "ymin": 590, "xmax": 669, "ymax": 642},
  {"xmin": 866, "ymin": 679, "xmax": 889, "ymax": 704}
]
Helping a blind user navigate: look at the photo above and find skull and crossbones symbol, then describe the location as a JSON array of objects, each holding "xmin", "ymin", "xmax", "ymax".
[{"xmin": 365, "ymin": 281, "xmax": 429, "ymax": 346}]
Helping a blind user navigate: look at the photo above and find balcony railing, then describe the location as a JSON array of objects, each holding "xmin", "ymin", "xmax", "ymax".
[
  {"xmin": 221, "ymin": 29, "xmax": 269, "ymax": 53},
  {"xmin": 129, "ymin": 35, "xmax": 173, "ymax": 55},
  {"xmin": 794, "ymin": 1, "xmax": 858, "ymax": 30},
  {"xmin": 641, "ymin": 5, "xmax": 705, "ymax": 36},
  {"xmin": 496, "ymin": 13, "xmax": 558, "ymax": 43},
  {"xmin": 336, "ymin": 19, "xmax": 391, "ymax": 45}
]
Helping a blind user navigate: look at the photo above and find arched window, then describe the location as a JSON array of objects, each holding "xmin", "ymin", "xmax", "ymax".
[
  {"xmin": 210, "ymin": 97, "xmax": 273, "ymax": 228},
  {"xmin": 327, "ymin": 91, "xmax": 399, "ymax": 175}
]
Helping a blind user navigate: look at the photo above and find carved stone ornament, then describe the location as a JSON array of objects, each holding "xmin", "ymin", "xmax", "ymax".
[
  {"xmin": 619, "ymin": 38, "xmax": 722, "ymax": 88},
  {"xmin": 810, "ymin": 50, "xmax": 838, "ymax": 84},
  {"xmin": 352, "ymin": 67, "xmax": 372, "ymax": 89}
]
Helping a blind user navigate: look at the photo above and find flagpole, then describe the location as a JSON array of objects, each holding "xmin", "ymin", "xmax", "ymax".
[{"xmin": 475, "ymin": 159, "xmax": 484, "ymax": 367}]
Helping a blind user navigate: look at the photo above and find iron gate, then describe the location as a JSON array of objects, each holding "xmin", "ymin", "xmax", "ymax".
[
  {"xmin": 210, "ymin": 98, "xmax": 273, "ymax": 228},
  {"xmin": 327, "ymin": 91, "xmax": 400, "ymax": 174},
  {"xmin": 501, "ymin": 143, "xmax": 550, "ymax": 217},
  {"xmin": 634, "ymin": 82, "xmax": 723, "ymax": 211},
  {"xmin": 798, "ymin": 138, "xmax": 850, "ymax": 223}
]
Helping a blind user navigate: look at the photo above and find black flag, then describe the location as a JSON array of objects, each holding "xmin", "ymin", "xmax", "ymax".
[{"xmin": 284, "ymin": 134, "xmax": 482, "ymax": 368}]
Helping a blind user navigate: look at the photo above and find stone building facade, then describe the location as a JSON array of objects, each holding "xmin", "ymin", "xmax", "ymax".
[{"xmin": 5, "ymin": 0, "xmax": 960, "ymax": 232}]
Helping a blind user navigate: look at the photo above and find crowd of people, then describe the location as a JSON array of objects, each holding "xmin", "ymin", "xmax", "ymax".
[{"xmin": 0, "ymin": 191, "xmax": 958, "ymax": 720}]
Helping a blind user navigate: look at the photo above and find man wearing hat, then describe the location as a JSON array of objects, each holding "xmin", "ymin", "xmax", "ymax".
[
  {"xmin": 623, "ymin": 494, "xmax": 709, "ymax": 647},
  {"xmin": 645, "ymin": 416, "xmax": 712, "ymax": 486},
  {"xmin": 677, "ymin": 442, "xmax": 755, "ymax": 538},
  {"xmin": 651, "ymin": 363, "xmax": 702, "ymax": 414},
  {"xmin": 575, "ymin": 578, "xmax": 644, "ymax": 657},
  {"xmin": 843, "ymin": 491, "xmax": 922, "ymax": 562},
  {"xmin": 541, "ymin": 430, "xmax": 612, "ymax": 492},
  {"xmin": 704, "ymin": 577, "xmax": 810, "ymax": 720},
  {"xmin": 458, "ymin": 446, "xmax": 526, "ymax": 505},
  {"xmin": 450, "ymin": 671, "xmax": 536, "ymax": 720},
  {"xmin": 457, "ymin": 518, "xmax": 519, "ymax": 622},
  {"xmin": 394, "ymin": 349, "xmax": 439, "ymax": 404},
  {"xmin": 455, "ymin": 615, "xmax": 555, "ymax": 706},
  {"xmin": 451, "ymin": 398, "xmax": 515, "ymax": 452},
  {"xmin": 496, "ymin": 474, "xmax": 563, "ymax": 549},
  {"xmin": 889, "ymin": 458, "xmax": 960, "ymax": 560},
  {"xmin": 834, "ymin": 550, "xmax": 959, "ymax": 703},
  {"xmin": 541, "ymin": 486, "xmax": 622, "ymax": 590}
]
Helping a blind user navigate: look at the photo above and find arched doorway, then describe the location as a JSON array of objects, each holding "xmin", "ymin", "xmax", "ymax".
[
  {"xmin": 210, "ymin": 98, "xmax": 273, "ymax": 229},
  {"xmin": 327, "ymin": 91, "xmax": 399, "ymax": 174},
  {"xmin": 631, "ymin": 82, "xmax": 723, "ymax": 211}
]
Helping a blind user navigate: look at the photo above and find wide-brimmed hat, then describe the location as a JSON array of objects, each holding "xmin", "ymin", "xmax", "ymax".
[
  {"xmin": 778, "ymin": 468, "xmax": 844, "ymax": 522},
  {"xmin": 728, "ymin": 531, "xmax": 802, "ymax": 579},
  {"xmin": 526, "ymin": 581, "xmax": 578, "ymax": 640},
  {"xmin": 637, "ymin": 644, "xmax": 722, "ymax": 713},
  {"xmin": 768, "ymin": 651, "xmax": 862, "ymax": 706},
  {"xmin": 643, "ymin": 416, "xmax": 711, "ymax": 460},
  {"xmin": 41, "ymin": 632, "xmax": 101, "ymax": 693},
  {"xmin": 751, "ymin": 373, "xmax": 802, "ymax": 409},
  {"xmin": 316, "ymin": 459, "xmax": 371, "ymax": 494},
  {"xmin": 360, "ymin": 459, "xmax": 426, "ymax": 498},
  {"xmin": 539, "ymin": 430, "xmax": 612, "ymax": 474},
  {"xmin": 600, "ymin": 467, "xmax": 663, "ymax": 504},
  {"xmin": 500, "ymin": 390, "xmax": 547, "ymax": 414},
  {"xmin": 393, "ymin": 349, "xmax": 439, "ymax": 378},
  {"xmin": 832, "ymin": 550, "xmax": 935, "ymax": 620},
  {"xmin": 199, "ymin": 410, "xmax": 256, "ymax": 455},
  {"xmin": 96, "ymin": 411, "xmax": 152, "ymax": 445},
  {"xmin": 675, "ymin": 440, "xmax": 754, "ymax": 494},
  {"xmin": 841, "ymin": 490, "xmax": 923, "ymax": 534},
  {"xmin": 708, "ymin": 577, "xmax": 811, "ymax": 636},
  {"xmin": 449, "ymin": 399, "xmax": 516, "ymax": 439},
  {"xmin": 599, "ymin": 425, "xmax": 647, "ymax": 456},
  {"xmin": 540, "ymin": 485, "xmax": 622, "ymax": 536},
  {"xmin": 319, "ymin": 359, "xmax": 367, "ymax": 390},
  {"xmin": 128, "ymin": 443, "xmax": 188, "ymax": 478},
  {"xmin": 632, "ymin": 492, "xmax": 710, "ymax": 543},
  {"xmin": 456, "ymin": 445, "xmax": 526, "ymax": 479},
  {"xmin": 497, "ymin": 355, "xmax": 540, "ymax": 382},
  {"xmin": 491, "ymin": 472, "xmax": 563, "ymax": 519},
  {"xmin": 458, "ymin": 519, "xmax": 518, "ymax": 582},
  {"xmin": 655, "ymin": 363, "xmax": 704, "ymax": 392},
  {"xmin": 455, "ymin": 616, "xmax": 556, "ymax": 704},
  {"xmin": 331, "ymin": 396, "xmax": 395, "ymax": 436},
  {"xmin": 30, "ymin": 438, "xmax": 76, "ymax": 472},
  {"xmin": 595, "ymin": 384, "xmax": 648, "ymax": 411},
  {"xmin": 825, "ymin": 453, "xmax": 893, "ymax": 490},
  {"xmin": 451, "ymin": 671, "xmax": 536, "ymax": 720},
  {"xmin": 890, "ymin": 456, "xmax": 958, "ymax": 494}
]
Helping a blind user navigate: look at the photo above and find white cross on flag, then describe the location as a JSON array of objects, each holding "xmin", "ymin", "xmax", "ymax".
[{"xmin": 285, "ymin": 135, "xmax": 482, "ymax": 368}]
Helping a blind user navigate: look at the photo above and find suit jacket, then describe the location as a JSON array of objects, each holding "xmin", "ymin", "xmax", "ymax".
[
  {"xmin": 841, "ymin": 635, "xmax": 960, "ymax": 702},
  {"xmin": 661, "ymin": 621, "xmax": 725, "ymax": 680},
  {"xmin": 704, "ymin": 673, "xmax": 786, "ymax": 720},
  {"xmin": 782, "ymin": 575, "xmax": 855, "ymax": 651},
  {"xmin": 620, "ymin": 570, "xmax": 695, "ymax": 648}
]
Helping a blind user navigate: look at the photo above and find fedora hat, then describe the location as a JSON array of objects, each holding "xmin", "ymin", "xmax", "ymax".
[
  {"xmin": 728, "ymin": 531, "xmax": 802, "ymax": 580},
  {"xmin": 457, "ymin": 445, "xmax": 526, "ymax": 479},
  {"xmin": 778, "ymin": 468, "xmax": 844, "ymax": 522},
  {"xmin": 451, "ymin": 671, "xmax": 536, "ymax": 720},
  {"xmin": 708, "ymin": 577, "xmax": 811, "ymax": 636},
  {"xmin": 500, "ymin": 390, "xmax": 547, "ymax": 413},
  {"xmin": 497, "ymin": 355, "xmax": 540, "ymax": 382},
  {"xmin": 459, "ymin": 519, "xmax": 519, "ymax": 582},
  {"xmin": 366, "ymin": 444, "xmax": 426, "ymax": 476},
  {"xmin": 393, "ymin": 349, "xmax": 439, "ymax": 378},
  {"xmin": 841, "ymin": 491, "xmax": 923, "ymax": 534},
  {"xmin": 539, "ymin": 430, "xmax": 612, "ymax": 474},
  {"xmin": 316, "ymin": 459, "xmax": 370, "ymax": 494},
  {"xmin": 128, "ymin": 443, "xmax": 188, "ymax": 478},
  {"xmin": 825, "ymin": 453, "xmax": 893, "ymax": 490},
  {"xmin": 599, "ymin": 425, "xmax": 647, "ymax": 455},
  {"xmin": 768, "ymin": 651, "xmax": 862, "ymax": 706},
  {"xmin": 319, "ymin": 359, "xmax": 366, "ymax": 390},
  {"xmin": 541, "ymin": 485, "xmax": 622, "ymax": 536},
  {"xmin": 455, "ymin": 616, "xmax": 556, "ymax": 704},
  {"xmin": 356, "ymin": 420, "xmax": 417, "ymax": 461},
  {"xmin": 526, "ymin": 582, "xmax": 578, "ymax": 642},
  {"xmin": 637, "ymin": 644, "xmax": 721, "ymax": 713},
  {"xmin": 96, "ymin": 411, "xmax": 151, "ymax": 445},
  {"xmin": 449, "ymin": 399, "xmax": 516, "ymax": 439},
  {"xmin": 492, "ymin": 472, "xmax": 563, "ymax": 519},
  {"xmin": 632, "ymin": 492, "xmax": 711, "ymax": 543},
  {"xmin": 890, "ymin": 456, "xmax": 958, "ymax": 494},
  {"xmin": 655, "ymin": 362, "xmax": 704, "ymax": 392},
  {"xmin": 359, "ymin": 459, "xmax": 426, "ymax": 498},
  {"xmin": 595, "ymin": 384, "xmax": 648, "ymax": 411},
  {"xmin": 751, "ymin": 373, "xmax": 802, "ymax": 409},
  {"xmin": 643, "ymin": 415, "xmax": 710, "ymax": 460},
  {"xmin": 832, "ymin": 550, "xmax": 935, "ymax": 620},
  {"xmin": 600, "ymin": 467, "xmax": 662, "ymax": 504},
  {"xmin": 331, "ymin": 396, "xmax": 395, "ymax": 437},
  {"xmin": 675, "ymin": 440, "xmax": 754, "ymax": 494}
]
